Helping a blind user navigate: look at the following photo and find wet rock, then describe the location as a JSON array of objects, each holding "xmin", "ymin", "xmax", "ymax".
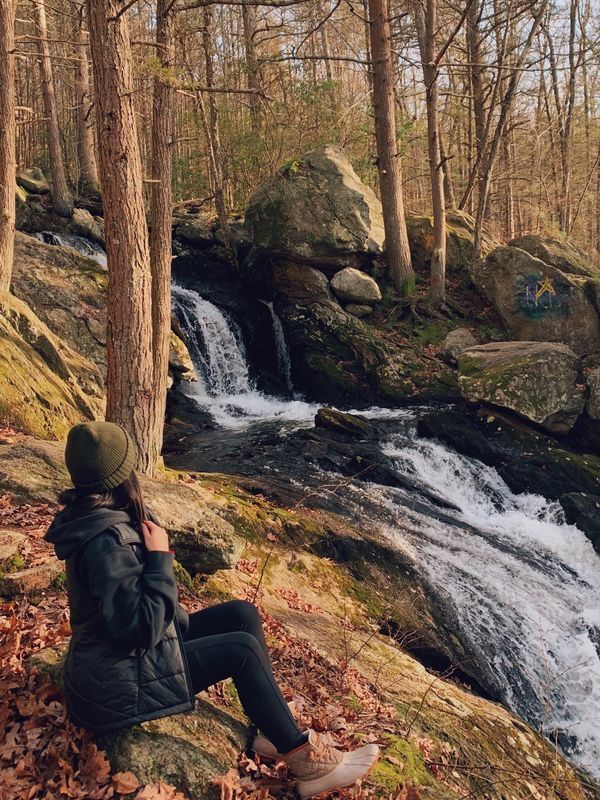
[
  {"xmin": 17, "ymin": 167, "xmax": 50, "ymax": 194},
  {"xmin": 418, "ymin": 406, "xmax": 600, "ymax": 500},
  {"xmin": 272, "ymin": 261, "xmax": 332, "ymax": 302},
  {"xmin": 330, "ymin": 267, "xmax": 381, "ymax": 304},
  {"xmin": 440, "ymin": 327, "xmax": 477, "ymax": 365},
  {"xmin": 173, "ymin": 216, "xmax": 216, "ymax": 249},
  {"xmin": 169, "ymin": 331, "xmax": 196, "ymax": 382},
  {"xmin": 458, "ymin": 341, "xmax": 585, "ymax": 434},
  {"xmin": 0, "ymin": 531, "xmax": 28, "ymax": 572},
  {"xmin": 345, "ymin": 303, "xmax": 373, "ymax": 319},
  {"xmin": 586, "ymin": 367, "xmax": 600, "ymax": 420},
  {"xmin": 245, "ymin": 145, "xmax": 385, "ymax": 269},
  {"xmin": 314, "ymin": 408, "xmax": 374, "ymax": 439},
  {"xmin": 560, "ymin": 492, "xmax": 600, "ymax": 552},
  {"xmin": 71, "ymin": 207, "xmax": 105, "ymax": 245},
  {"xmin": 470, "ymin": 245, "xmax": 600, "ymax": 355},
  {"xmin": 0, "ymin": 558, "xmax": 64, "ymax": 598}
]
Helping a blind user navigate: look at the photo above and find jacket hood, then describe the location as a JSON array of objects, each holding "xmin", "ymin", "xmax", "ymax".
[{"xmin": 44, "ymin": 507, "xmax": 135, "ymax": 560}]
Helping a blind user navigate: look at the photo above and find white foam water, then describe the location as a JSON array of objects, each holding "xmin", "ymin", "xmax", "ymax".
[
  {"xmin": 372, "ymin": 421, "xmax": 600, "ymax": 777},
  {"xmin": 35, "ymin": 231, "xmax": 107, "ymax": 268},
  {"xmin": 172, "ymin": 284, "xmax": 318, "ymax": 429}
]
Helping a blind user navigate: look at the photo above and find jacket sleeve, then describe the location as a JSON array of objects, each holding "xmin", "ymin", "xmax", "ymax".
[{"xmin": 84, "ymin": 534, "xmax": 179, "ymax": 650}]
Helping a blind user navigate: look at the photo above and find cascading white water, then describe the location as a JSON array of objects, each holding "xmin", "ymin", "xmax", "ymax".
[
  {"xmin": 171, "ymin": 284, "xmax": 316, "ymax": 428},
  {"xmin": 262, "ymin": 300, "xmax": 294, "ymax": 394},
  {"xmin": 35, "ymin": 231, "xmax": 107, "ymax": 268},
  {"xmin": 334, "ymin": 414, "xmax": 600, "ymax": 778}
]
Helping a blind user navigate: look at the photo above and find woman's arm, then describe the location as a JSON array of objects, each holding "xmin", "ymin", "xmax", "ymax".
[{"xmin": 84, "ymin": 532, "xmax": 178, "ymax": 650}]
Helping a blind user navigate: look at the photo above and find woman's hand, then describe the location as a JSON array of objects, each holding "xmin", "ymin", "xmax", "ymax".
[{"xmin": 141, "ymin": 519, "xmax": 170, "ymax": 552}]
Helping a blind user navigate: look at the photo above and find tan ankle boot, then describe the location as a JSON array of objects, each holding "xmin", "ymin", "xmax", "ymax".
[{"xmin": 282, "ymin": 729, "xmax": 380, "ymax": 799}]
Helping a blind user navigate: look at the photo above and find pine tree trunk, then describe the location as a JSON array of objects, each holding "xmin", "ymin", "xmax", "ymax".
[
  {"xmin": 0, "ymin": 0, "xmax": 16, "ymax": 293},
  {"xmin": 414, "ymin": 0, "xmax": 446, "ymax": 305},
  {"xmin": 149, "ymin": 0, "xmax": 174, "ymax": 471},
  {"xmin": 33, "ymin": 0, "xmax": 73, "ymax": 217},
  {"xmin": 75, "ymin": 5, "xmax": 100, "ymax": 196},
  {"xmin": 87, "ymin": 0, "xmax": 156, "ymax": 474},
  {"xmin": 367, "ymin": 0, "xmax": 414, "ymax": 294}
]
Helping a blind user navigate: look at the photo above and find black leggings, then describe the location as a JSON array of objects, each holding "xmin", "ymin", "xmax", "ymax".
[{"xmin": 182, "ymin": 599, "xmax": 306, "ymax": 754}]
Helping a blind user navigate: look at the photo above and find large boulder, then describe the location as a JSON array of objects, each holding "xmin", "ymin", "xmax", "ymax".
[
  {"xmin": 28, "ymin": 647, "xmax": 248, "ymax": 800},
  {"xmin": 278, "ymin": 299, "xmax": 454, "ymax": 406},
  {"xmin": 458, "ymin": 341, "xmax": 585, "ymax": 433},
  {"xmin": 17, "ymin": 167, "xmax": 50, "ymax": 194},
  {"xmin": 509, "ymin": 234, "xmax": 599, "ymax": 278},
  {"xmin": 244, "ymin": 145, "xmax": 384, "ymax": 269},
  {"xmin": 586, "ymin": 366, "xmax": 600, "ymax": 420},
  {"xmin": 470, "ymin": 245, "xmax": 600, "ymax": 355},
  {"xmin": 0, "ymin": 435, "xmax": 244, "ymax": 577},
  {"xmin": 0, "ymin": 292, "xmax": 103, "ymax": 439},
  {"xmin": 330, "ymin": 267, "xmax": 382, "ymax": 304},
  {"xmin": 406, "ymin": 210, "xmax": 500, "ymax": 274},
  {"xmin": 440, "ymin": 327, "xmax": 478, "ymax": 365},
  {"xmin": 271, "ymin": 261, "xmax": 332, "ymax": 302}
]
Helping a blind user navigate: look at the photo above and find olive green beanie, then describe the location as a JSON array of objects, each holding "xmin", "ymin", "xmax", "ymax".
[{"xmin": 65, "ymin": 420, "xmax": 136, "ymax": 491}]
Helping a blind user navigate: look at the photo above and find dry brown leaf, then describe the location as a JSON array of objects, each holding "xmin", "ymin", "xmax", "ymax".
[{"xmin": 112, "ymin": 771, "xmax": 140, "ymax": 794}]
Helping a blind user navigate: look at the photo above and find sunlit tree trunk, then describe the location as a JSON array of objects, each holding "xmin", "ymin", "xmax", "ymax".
[
  {"xmin": 367, "ymin": 0, "xmax": 414, "ymax": 294},
  {"xmin": 75, "ymin": 4, "xmax": 100, "ymax": 196},
  {"xmin": 87, "ymin": 0, "xmax": 157, "ymax": 474},
  {"xmin": 33, "ymin": 0, "xmax": 73, "ymax": 217},
  {"xmin": 0, "ymin": 0, "xmax": 16, "ymax": 292},
  {"xmin": 149, "ymin": 0, "xmax": 175, "ymax": 469},
  {"xmin": 414, "ymin": 0, "xmax": 446, "ymax": 305}
]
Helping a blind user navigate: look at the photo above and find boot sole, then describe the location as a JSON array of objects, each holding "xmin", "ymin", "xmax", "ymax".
[{"xmin": 297, "ymin": 753, "xmax": 380, "ymax": 800}]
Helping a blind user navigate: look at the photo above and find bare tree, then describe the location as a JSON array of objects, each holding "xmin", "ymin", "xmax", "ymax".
[
  {"xmin": 32, "ymin": 0, "xmax": 74, "ymax": 217},
  {"xmin": 75, "ymin": 3, "xmax": 100, "ymax": 197},
  {"xmin": 87, "ymin": 0, "xmax": 157, "ymax": 474},
  {"xmin": 0, "ymin": 0, "xmax": 16, "ymax": 292},
  {"xmin": 149, "ymin": 0, "xmax": 175, "ymax": 470},
  {"xmin": 367, "ymin": 0, "xmax": 414, "ymax": 294}
]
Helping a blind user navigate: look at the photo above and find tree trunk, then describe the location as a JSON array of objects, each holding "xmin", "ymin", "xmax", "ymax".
[
  {"xmin": 149, "ymin": 0, "xmax": 175, "ymax": 471},
  {"xmin": 87, "ymin": 0, "xmax": 157, "ymax": 474},
  {"xmin": 75, "ymin": 4, "xmax": 100, "ymax": 196},
  {"xmin": 367, "ymin": 0, "xmax": 414, "ymax": 294},
  {"xmin": 414, "ymin": 0, "xmax": 446, "ymax": 305},
  {"xmin": 0, "ymin": 0, "xmax": 16, "ymax": 293},
  {"xmin": 241, "ymin": 3, "xmax": 261, "ymax": 132},
  {"xmin": 33, "ymin": 0, "xmax": 73, "ymax": 217}
]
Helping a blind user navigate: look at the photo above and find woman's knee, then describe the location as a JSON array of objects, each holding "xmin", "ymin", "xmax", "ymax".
[{"xmin": 227, "ymin": 599, "xmax": 262, "ymax": 629}]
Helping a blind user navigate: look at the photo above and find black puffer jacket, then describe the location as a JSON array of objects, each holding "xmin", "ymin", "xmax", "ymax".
[{"xmin": 44, "ymin": 506, "xmax": 196, "ymax": 733}]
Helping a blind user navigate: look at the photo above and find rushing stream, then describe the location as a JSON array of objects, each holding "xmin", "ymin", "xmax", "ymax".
[
  {"xmin": 33, "ymin": 231, "xmax": 600, "ymax": 777},
  {"xmin": 170, "ymin": 281, "xmax": 600, "ymax": 779}
]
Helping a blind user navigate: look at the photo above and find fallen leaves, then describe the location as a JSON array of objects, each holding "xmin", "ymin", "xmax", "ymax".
[
  {"xmin": 275, "ymin": 587, "xmax": 322, "ymax": 615},
  {"xmin": 112, "ymin": 773, "xmax": 140, "ymax": 794}
]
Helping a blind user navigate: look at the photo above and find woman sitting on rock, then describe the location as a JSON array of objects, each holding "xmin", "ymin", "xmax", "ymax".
[{"xmin": 44, "ymin": 421, "xmax": 379, "ymax": 799}]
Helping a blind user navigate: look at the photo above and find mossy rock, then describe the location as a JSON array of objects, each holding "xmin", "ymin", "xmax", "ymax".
[
  {"xmin": 458, "ymin": 341, "xmax": 585, "ymax": 434},
  {"xmin": 0, "ymin": 291, "xmax": 102, "ymax": 439}
]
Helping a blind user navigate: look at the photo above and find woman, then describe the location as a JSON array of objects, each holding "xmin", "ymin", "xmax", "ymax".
[{"xmin": 44, "ymin": 421, "xmax": 379, "ymax": 799}]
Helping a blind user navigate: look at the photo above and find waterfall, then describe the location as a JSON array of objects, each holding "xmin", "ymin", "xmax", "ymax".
[
  {"xmin": 328, "ymin": 413, "xmax": 600, "ymax": 777},
  {"xmin": 171, "ymin": 284, "xmax": 316, "ymax": 428},
  {"xmin": 35, "ymin": 231, "xmax": 107, "ymax": 268},
  {"xmin": 262, "ymin": 300, "xmax": 293, "ymax": 393}
]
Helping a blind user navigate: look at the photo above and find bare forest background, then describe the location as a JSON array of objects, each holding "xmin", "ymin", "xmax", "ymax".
[{"xmin": 9, "ymin": 0, "xmax": 600, "ymax": 255}]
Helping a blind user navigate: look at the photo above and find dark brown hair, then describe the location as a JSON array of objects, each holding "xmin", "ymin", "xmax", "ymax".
[{"xmin": 58, "ymin": 470, "xmax": 149, "ymax": 531}]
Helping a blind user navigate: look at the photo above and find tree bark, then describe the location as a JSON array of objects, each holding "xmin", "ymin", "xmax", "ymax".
[
  {"xmin": 75, "ymin": 4, "xmax": 100, "ymax": 196},
  {"xmin": 87, "ymin": 0, "xmax": 157, "ymax": 474},
  {"xmin": 149, "ymin": 0, "xmax": 175, "ymax": 472},
  {"xmin": 33, "ymin": 0, "xmax": 74, "ymax": 217},
  {"xmin": 0, "ymin": 0, "xmax": 16, "ymax": 292},
  {"xmin": 241, "ymin": 3, "xmax": 261, "ymax": 132},
  {"xmin": 414, "ymin": 0, "xmax": 446, "ymax": 305},
  {"xmin": 367, "ymin": 0, "xmax": 414, "ymax": 294}
]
